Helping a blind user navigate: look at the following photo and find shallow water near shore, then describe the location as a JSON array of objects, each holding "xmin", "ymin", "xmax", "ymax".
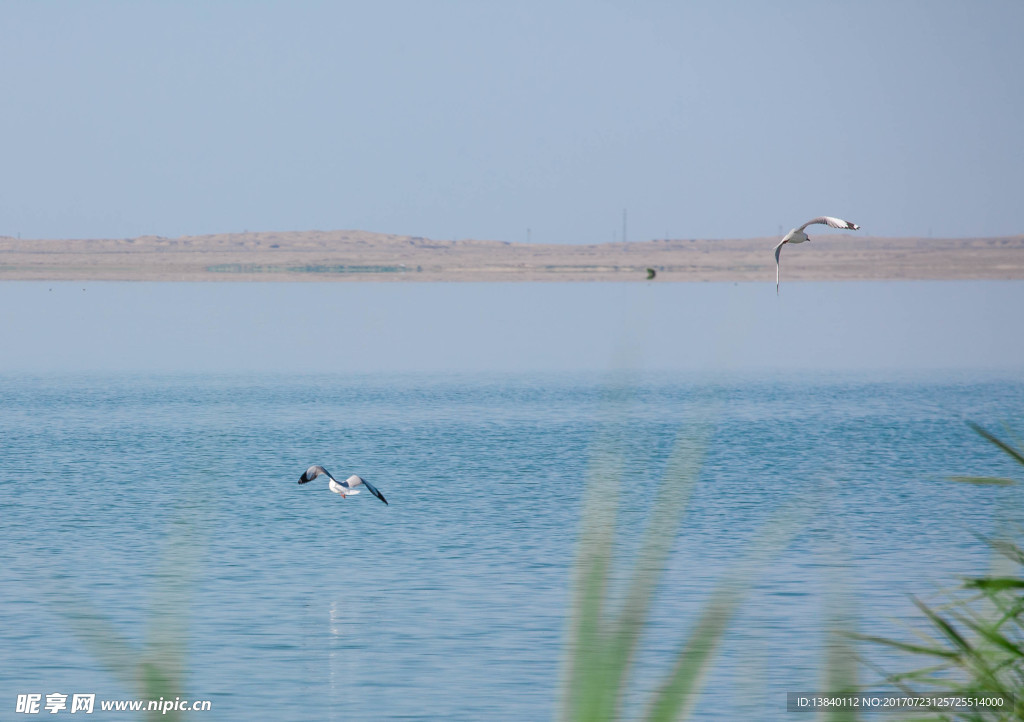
[
  {"xmin": 1, "ymin": 280, "xmax": 1022, "ymax": 374},
  {"xmin": 2, "ymin": 280, "xmax": 1023, "ymax": 719}
]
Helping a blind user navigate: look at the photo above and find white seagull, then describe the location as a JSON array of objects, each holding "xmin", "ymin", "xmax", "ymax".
[
  {"xmin": 774, "ymin": 216, "xmax": 860, "ymax": 294},
  {"xmin": 298, "ymin": 465, "xmax": 388, "ymax": 505}
]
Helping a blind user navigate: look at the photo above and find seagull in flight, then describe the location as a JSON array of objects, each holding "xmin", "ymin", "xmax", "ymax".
[
  {"xmin": 774, "ymin": 216, "xmax": 860, "ymax": 294},
  {"xmin": 298, "ymin": 465, "xmax": 388, "ymax": 505}
]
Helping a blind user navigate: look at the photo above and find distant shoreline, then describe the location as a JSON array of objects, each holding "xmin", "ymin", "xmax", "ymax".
[{"xmin": 1, "ymin": 230, "xmax": 1022, "ymax": 282}]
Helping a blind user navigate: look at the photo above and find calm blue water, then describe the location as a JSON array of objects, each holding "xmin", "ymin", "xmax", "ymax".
[{"xmin": 2, "ymin": 372, "xmax": 1023, "ymax": 720}]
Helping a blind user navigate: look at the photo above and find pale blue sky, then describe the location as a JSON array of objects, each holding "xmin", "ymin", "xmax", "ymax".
[{"xmin": 2, "ymin": 1, "xmax": 1022, "ymax": 243}]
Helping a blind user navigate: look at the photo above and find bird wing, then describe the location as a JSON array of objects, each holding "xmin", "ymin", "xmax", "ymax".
[
  {"xmin": 797, "ymin": 216, "xmax": 860, "ymax": 232},
  {"xmin": 773, "ymin": 239, "xmax": 786, "ymax": 295},
  {"xmin": 302, "ymin": 465, "xmax": 335, "ymax": 483},
  {"xmin": 347, "ymin": 475, "xmax": 389, "ymax": 505}
]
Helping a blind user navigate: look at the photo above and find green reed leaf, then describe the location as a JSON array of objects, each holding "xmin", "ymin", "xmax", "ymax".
[
  {"xmin": 964, "ymin": 578, "xmax": 1024, "ymax": 592},
  {"xmin": 949, "ymin": 476, "xmax": 1017, "ymax": 486},
  {"xmin": 969, "ymin": 423, "xmax": 1024, "ymax": 468}
]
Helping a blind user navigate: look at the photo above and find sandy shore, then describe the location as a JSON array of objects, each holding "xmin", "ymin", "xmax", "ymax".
[{"xmin": 1, "ymin": 230, "xmax": 1022, "ymax": 282}]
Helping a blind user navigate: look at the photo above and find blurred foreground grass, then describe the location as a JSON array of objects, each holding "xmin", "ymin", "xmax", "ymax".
[
  {"xmin": 856, "ymin": 423, "xmax": 1024, "ymax": 722},
  {"xmin": 559, "ymin": 412, "xmax": 1024, "ymax": 722},
  {"xmin": 47, "ymin": 404, "xmax": 1024, "ymax": 721},
  {"xmin": 53, "ymin": 500, "xmax": 207, "ymax": 722},
  {"xmin": 558, "ymin": 414, "xmax": 807, "ymax": 721}
]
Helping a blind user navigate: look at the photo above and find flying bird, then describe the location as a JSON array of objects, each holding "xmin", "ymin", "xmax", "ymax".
[
  {"xmin": 298, "ymin": 465, "xmax": 388, "ymax": 505},
  {"xmin": 774, "ymin": 216, "xmax": 860, "ymax": 294}
]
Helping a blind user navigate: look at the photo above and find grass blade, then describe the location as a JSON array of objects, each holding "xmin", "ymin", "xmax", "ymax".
[
  {"xmin": 604, "ymin": 426, "xmax": 712, "ymax": 713},
  {"xmin": 560, "ymin": 435, "xmax": 623, "ymax": 722},
  {"xmin": 963, "ymin": 578, "xmax": 1024, "ymax": 592},
  {"xmin": 949, "ymin": 476, "xmax": 1017, "ymax": 486},
  {"xmin": 642, "ymin": 505, "xmax": 808, "ymax": 722},
  {"xmin": 642, "ymin": 585, "xmax": 740, "ymax": 722},
  {"xmin": 969, "ymin": 422, "xmax": 1024, "ymax": 468}
]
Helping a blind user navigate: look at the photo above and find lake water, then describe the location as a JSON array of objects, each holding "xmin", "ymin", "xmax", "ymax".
[
  {"xmin": 2, "ymin": 281, "xmax": 1023, "ymax": 720},
  {"xmin": 3, "ymin": 372, "xmax": 1023, "ymax": 720}
]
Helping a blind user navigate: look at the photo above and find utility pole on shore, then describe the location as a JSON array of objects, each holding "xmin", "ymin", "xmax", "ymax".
[{"xmin": 622, "ymin": 209, "xmax": 627, "ymax": 244}]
